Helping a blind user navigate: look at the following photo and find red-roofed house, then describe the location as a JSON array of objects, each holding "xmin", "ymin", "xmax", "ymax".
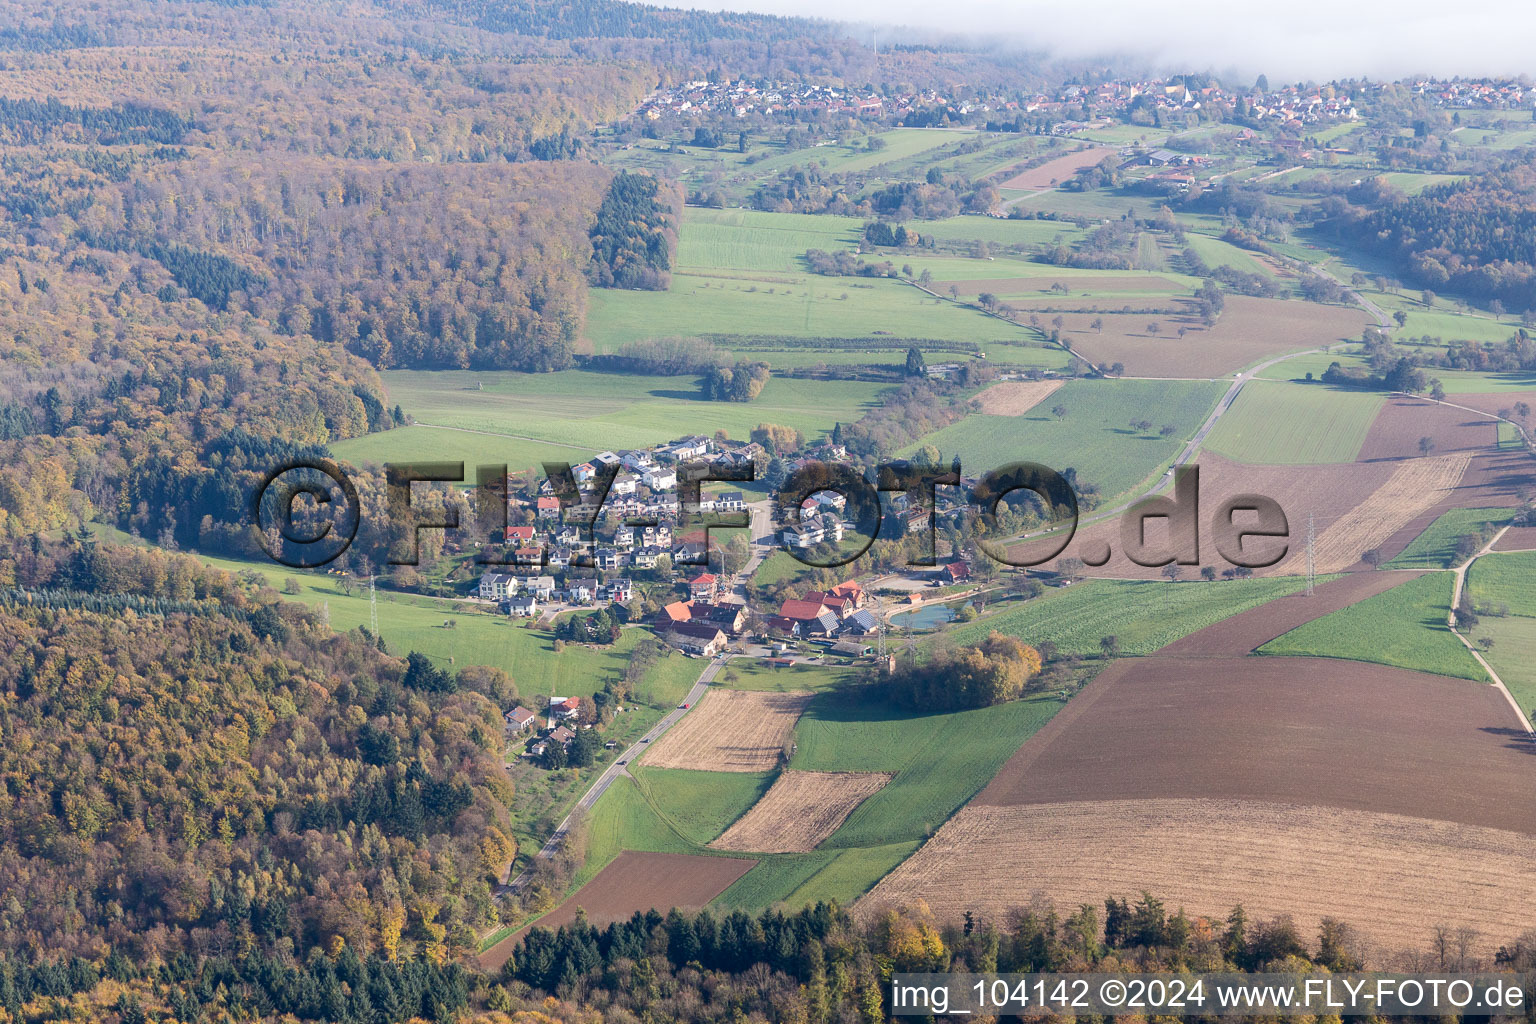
[
  {"xmin": 652, "ymin": 600, "xmax": 693, "ymax": 629},
  {"xmin": 688, "ymin": 573, "xmax": 719, "ymax": 601},
  {"xmin": 536, "ymin": 496, "xmax": 561, "ymax": 519},
  {"xmin": 830, "ymin": 580, "xmax": 867, "ymax": 607},
  {"xmin": 504, "ymin": 707, "xmax": 537, "ymax": 733},
  {"xmin": 505, "ymin": 524, "xmax": 536, "ymax": 543},
  {"xmin": 779, "ymin": 598, "xmax": 840, "ymax": 636},
  {"xmin": 548, "ymin": 697, "xmax": 581, "ymax": 726},
  {"xmin": 805, "ymin": 591, "xmax": 855, "ymax": 618},
  {"xmin": 943, "ymin": 560, "xmax": 971, "ymax": 583}
]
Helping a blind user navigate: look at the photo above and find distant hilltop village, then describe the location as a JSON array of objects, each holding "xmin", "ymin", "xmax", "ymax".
[{"xmin": 637, "ymin": 75, "xmax": 1531, "ymax": 127}]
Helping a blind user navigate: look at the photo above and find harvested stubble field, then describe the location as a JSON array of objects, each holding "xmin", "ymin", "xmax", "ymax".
[
  {"xmin": 859, "ymin": 799, "xmax": 1536, "ymax": 958},
  {"xmin": 480, "ymin": 852, "xmax": 756, "ymax": 969},
  {"xmin": 1001, "ymin": 147, "xmax": 1118, "ymax": 190},
  {"xmin": 642, "ymin": 689, "xmax": 813, "ymax": 772},
  {"xmin": 1153, "ymin": 571, "xmax": 1422, "ymax": 656},
  {"xmin": 1274, "ymin": 453, "xmax": 1470, "ymax": 574},
  {"xmin": 1063, "ymin": 296, "xmax": 1368, "ymax": 377},
  {"xmin": 975, "ymin": 656, "xmax": 1534, "ymax": 831},
  {"xmin": 972, "ymin": 379, "xmax": 1063, "ymax": 415},
  {"xmin": 710, "ymin": 770, "xmax": 893, "ymax": 853}
]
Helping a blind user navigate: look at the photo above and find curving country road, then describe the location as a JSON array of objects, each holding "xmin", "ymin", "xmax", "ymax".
[{"xmin": 500, "ymin": 653, "xmax": 728, "ymax": 891}]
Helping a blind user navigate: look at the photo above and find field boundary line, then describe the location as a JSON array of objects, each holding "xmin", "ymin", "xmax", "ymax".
[{"xmin": 1447, "ymin": 525, "xmax": 1533, "ymax": 734}]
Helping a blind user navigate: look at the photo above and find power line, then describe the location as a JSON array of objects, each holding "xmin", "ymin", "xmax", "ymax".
[{"xmin": 1305, "ymin": 511, "xmax": 1316, "ymax": 596}]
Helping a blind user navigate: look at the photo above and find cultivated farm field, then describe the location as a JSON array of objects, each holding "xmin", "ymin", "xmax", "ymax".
[
  {"xmin": 1202, "ymin": 381, "xmax": 1385, "ymax": 463},
  {"xmin": 1064, "ymin": 296, "xmax": 1369, "ymax": 378},
  {"xmin": 1258, "ymin": 570, "xmax": 1484, "ymax": 679},
  {"xmin": 711, "ymin": 771, "xmax": 893, "ymax": 853},
  {"xmin": 861, "ymin": 799, "xmax": 1536, "ymax": 957},
  {"xmin": 903, "ymin": 377, "xmax": 1225, "ymax": 502},
  {"xmin": 943, "ymin": 577, "xmax": 1312, "ymax": 656},
  {"xmin": 1387, "ymin": 507, "xmax": 1518, "ymax": 569},
  {"xmin": 643, "ymin": 689, "xmax": 814, "ymax": 771},
  {"xmin": 1000, "ymin": 146, "xmax": 1117, "ymax": 190},
  {"xmin": 1274, "ymin": 453, "xmax": 1470, "ymax": 574}
]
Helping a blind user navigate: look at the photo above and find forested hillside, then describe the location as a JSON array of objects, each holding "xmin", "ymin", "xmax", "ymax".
[
  {"xmin": 0, "ymin": 0, "xmax": 669, "ymax": 547},
  {"xmin": 0, "ymin": 537, "xmax": 518, "ymax": 963},
  {"xmin": 1327, "ymin": 168, "xmax": 1536, "ymax": 311}
]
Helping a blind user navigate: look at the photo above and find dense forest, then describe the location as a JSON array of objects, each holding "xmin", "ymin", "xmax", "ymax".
[
  {"xmin": 1325, "ymin": 169, "xmax": 1536, "ymax": 312},
  {"xmin": 0, "ymin": 537, "xmax": 519, "ymax": 964}
]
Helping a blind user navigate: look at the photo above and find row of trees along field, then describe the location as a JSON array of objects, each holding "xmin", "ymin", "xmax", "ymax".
[
  {"xmin": 0, "ymin": 536, "xmax": 520, "ymax": 965},
  {"xmin": 486, "ymin": 896, "xmax": 1531, "ymax": 1024}
]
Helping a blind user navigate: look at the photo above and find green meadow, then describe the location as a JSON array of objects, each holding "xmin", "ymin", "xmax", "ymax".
[
  {"xmin": 946, "ymin": 576, "xmax": 1315, "ymax": 656},
  {"xmin": 1203, "ymin": 381, "xmax": 1385, "ymax": 464},
  {"xmin": 344, "ymin": 369, "xmax": 893, "ymax": 467},
  {"xmin": 902, "ymin": 377, "xmax": 1225, "ymax": 503},
  {"xmin": 1258, "ymin": 571, "xmax": 1484, "ymax": 680},
  {"xmin": 1387, "ymin": 508, "xmax": 1517, "ymax": 570},
  {"xmin": 1467, "ymin": 550, "xmax": 1536, "ymax": 616},
  {"xmin": 192, "ymin": 551, "xmax": 698, "ymax": 704}
]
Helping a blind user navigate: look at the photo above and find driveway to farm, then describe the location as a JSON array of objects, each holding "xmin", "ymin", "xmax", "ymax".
[
  {"xmin": 500, "ymin": 654, "xmax": 728, "ymax": 890},
  {"xmin": 1446, "ymin": 525, "xmax": 1533, "ymax": 734}
]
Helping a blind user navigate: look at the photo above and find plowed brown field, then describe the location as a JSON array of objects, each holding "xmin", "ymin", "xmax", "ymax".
[
  {"xmin": 642, "ymin": 689, "xmax": 813, "ymax": 772},
  {"xmin": 1065, "ymin": 296, "xmax": 1368, "ymax": 377},
  {"xmin": 1494, "ymin": 525, "xmax": 1536, "ymax": 551},
  {"xmin": 479, "ymin": 852, "xmax": 755, "ymax": 971},
  {"xmin": 1010, "ymin": 454, "xmax": 1394, "ymax": 578},
  {"xmin": 1001, "ymin": 147, "xmax": 1117, "ymax": 190},
  {"xmin": 1274, "ymin": 453, "xmax": 1469, "ymax": 574},
  {"xmin": 710, "ymin": 771, "xmax": 892, "ymax": 853},
  {"xmin": 859, "ymin": 799, "xmax": 1536, "ymax": 957},
  {"xmin": 975, "ymin": 655, "xmax": 1534, "ymax": 830}
]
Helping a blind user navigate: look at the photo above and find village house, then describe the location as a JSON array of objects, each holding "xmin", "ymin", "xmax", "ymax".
[
  {"xmin": 603, "ymin": 578, "xmax": 635, "ymax": 603},
  {"xmin": 840, "ymin": 609, "xmax": 880, "ymax": 635},
  {"xmin": 509, "ymin": 593, "xmax": 539, "ymax": 617},
  {"xmin": 805, "ymin": 590, "xmax": 855, "ymax": 618},
  {"xmin": 653, "ymin": 600, "xmax": 693, "ymax": 629},
  {"xmin": 713, "ymin": 490, "xmax": 747, "ymax": 513},
  {"xmin": 778, "ymin": 598, "xmax": 841, "ymax": 637},
  {"xmin": 692, "ymin": 601, "xmax": 747, "ymax": 634},
  {"xmin": 548, "ymin": 697, "xmax": 581, "ymax": 725},
  {"xmin": 668, "ymin": 621, "xmax": 728, "ymax": 657},
  {"xmin": 479, "ymin": 571, "xmax": 517, "ymax": 602},
  {"xmin": 688, "ymin": 572, "xmax": 720, "ymax": 601},
  {"xmin": 536, "ymin": 496, "xmax": 561, "ymax": 519},
  {"xmin": 641, "ymin": 466, "xmax": 677, "ymax": 491},
  {"xmin": 517, "ymin": 575, "xmax": 557, "ymax": 599},
  {"xmin": 504, "ymin": 707, "xmax": 537, "ymax": 733},
  {"xmin": 942, "ymin": 560, "xmax": 972, "ymax": 583}
]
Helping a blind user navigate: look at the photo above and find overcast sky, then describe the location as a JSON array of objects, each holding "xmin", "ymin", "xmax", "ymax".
[{"xmin": 668, "ymin": 0, "xmax": 1536, "ymax": 82}]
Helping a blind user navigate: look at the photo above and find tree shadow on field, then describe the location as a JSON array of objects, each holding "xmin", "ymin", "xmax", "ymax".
[
  {"xmin": 646, "ymin": 387, "xmax": 704, "ymax": 401},
  {"xmin": 1480, "ymin": 725, "xmax": 1536, "ymax": 754}
]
